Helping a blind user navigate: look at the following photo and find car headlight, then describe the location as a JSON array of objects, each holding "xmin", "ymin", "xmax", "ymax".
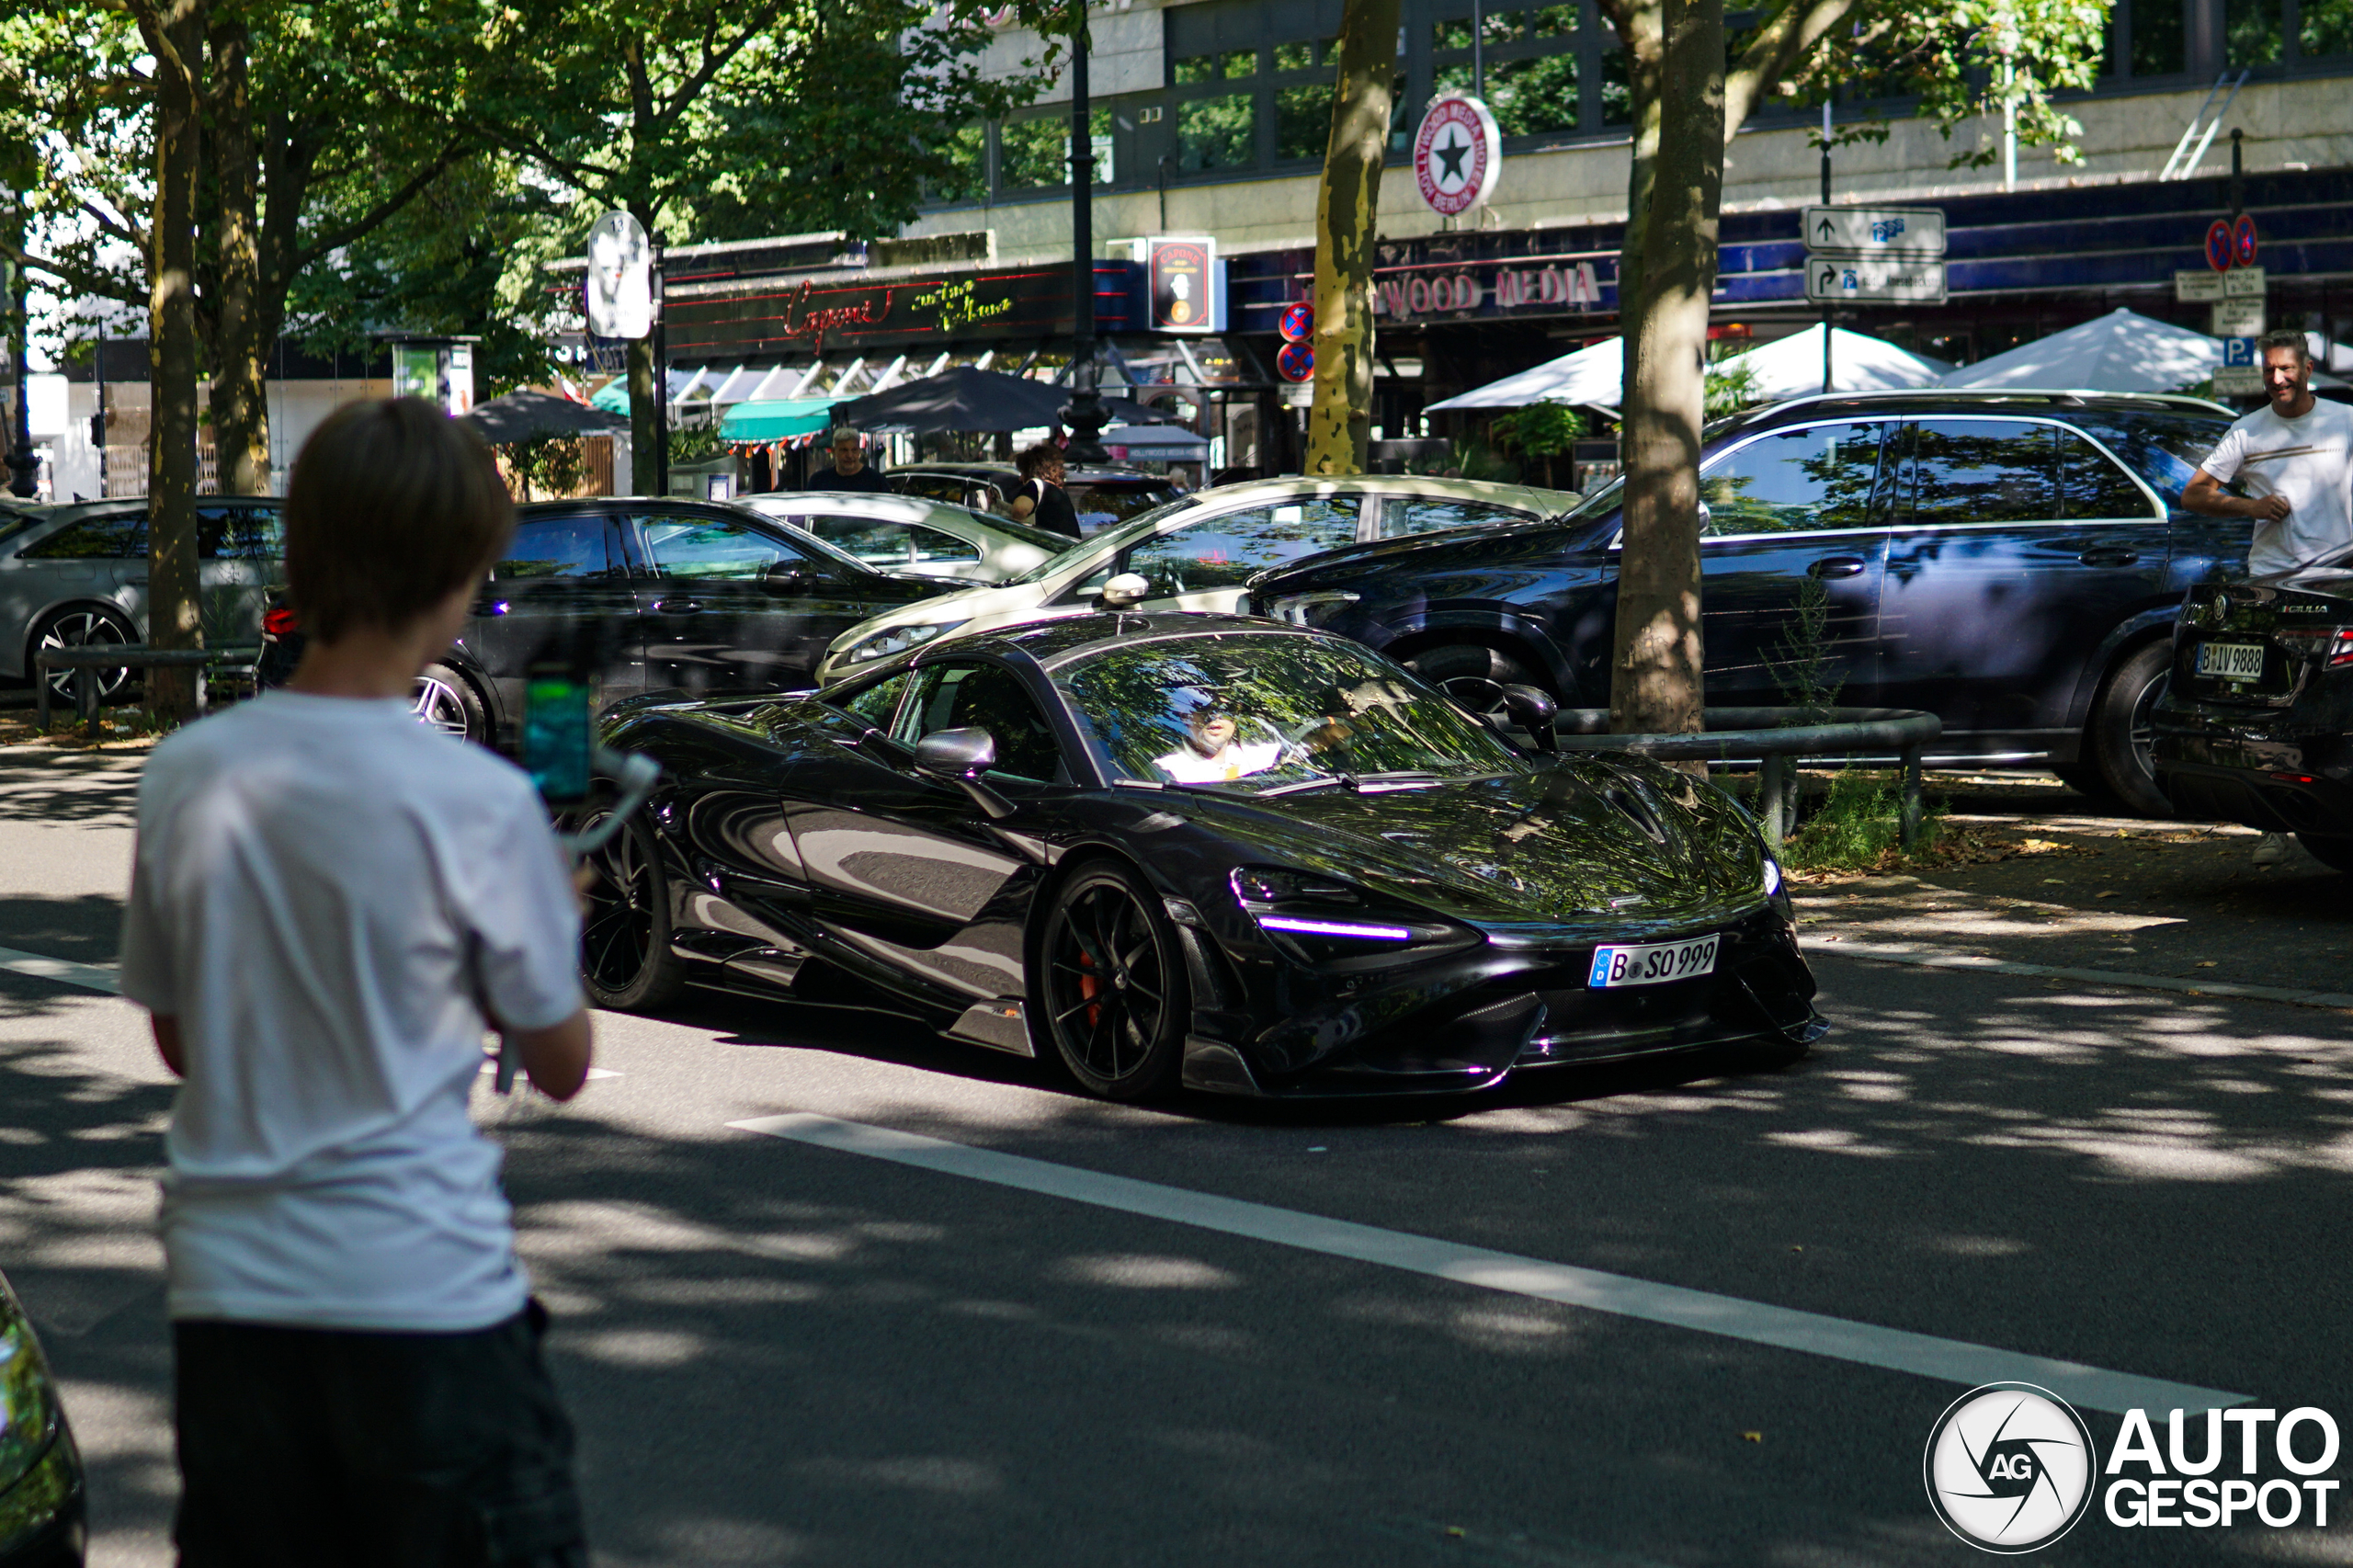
[
  {"xmin": 1230, "ymin": 866, "xmax": 1477, "ymax": 969},
  {"xmin": 1265, "ymin": 590, "xmax": 1358, "ymax": 628},
  {"xmin": 0, "ymin": 1314, "xmax": 62, "ymax": 1493},
  {"xmin": 839, "ymin": 620, "xmax": 969, "ymax": 665},
  {"xmin": 1763, "ymin": 855, "xmax": 1794, "ymax": 921}
]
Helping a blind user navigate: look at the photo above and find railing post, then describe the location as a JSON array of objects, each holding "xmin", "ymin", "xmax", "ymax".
[
  {"xmin": 35, "ymin": 657, "xmax": 50, "ymax": 733},
  {"xmin": 1758, "ymin": 751, "xmax": 1787, "ymax": 850},
  {"xmin": 1900, "ymin": 742, "xmax": 1923, "ymax": 851},
  {"xmin": 74, "ymin": 664, "xmax": 98, "ymax": 735}
]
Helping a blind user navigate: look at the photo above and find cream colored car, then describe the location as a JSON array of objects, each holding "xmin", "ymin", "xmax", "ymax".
[{"xmin": 814, "ymin": 474, "xmax": 1578, "ymax": 685}]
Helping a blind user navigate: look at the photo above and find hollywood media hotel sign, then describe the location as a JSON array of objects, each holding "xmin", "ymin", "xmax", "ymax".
[{"xmin": 1370, "ymin": 259, "xmax": 1608, "ymax": 320}]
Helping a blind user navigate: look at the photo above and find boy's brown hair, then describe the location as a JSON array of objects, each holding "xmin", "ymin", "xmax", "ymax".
[{"xmin": 285, "ymin": 398, "xmax": 515, "ymax": 642}]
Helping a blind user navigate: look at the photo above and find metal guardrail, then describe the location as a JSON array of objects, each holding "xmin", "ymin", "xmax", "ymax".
[
  {"xmin": 1548, "ymin": 706, "xmax": 1944, "ymax": 851},
  {"xmin": 34, "ymin": 645, "xmax": 262, "ymax": 736}
]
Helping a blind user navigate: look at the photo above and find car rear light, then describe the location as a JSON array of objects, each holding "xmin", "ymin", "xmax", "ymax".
[
  {"xmin": 2271, "ymin": 627, "xmax": 2353, "ymax": 666},
  {"xmin": 262, "ymin": 607, "xmax": 300, "ymax": 636},
  {"xmin": 2271, "ymin": 772, "xmax": 2320, "ymax": 785}
]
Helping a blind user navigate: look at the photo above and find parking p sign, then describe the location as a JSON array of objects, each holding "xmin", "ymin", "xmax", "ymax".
[{"xmin": 2214, "ymin": 335, "xmax": 2264, "ymax": 396}]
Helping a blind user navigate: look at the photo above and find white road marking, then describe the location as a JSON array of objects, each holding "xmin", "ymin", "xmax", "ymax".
[
  {"xmin": 1817, "ymin": 939, "xmax": 2353, "ymax": 1011},
  {"xmin": 0, "ymin": 944, "xmax": 119, "ymax": 994},
  {"xmin": 733, "ymin": 1111, "xmax": 2249, "ymax": 1416}
]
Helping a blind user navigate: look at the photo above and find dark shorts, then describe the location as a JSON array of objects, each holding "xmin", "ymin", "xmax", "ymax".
[{"xmin": 173, "ymin": 1300, "xmax": 586, "ymax": 1568}]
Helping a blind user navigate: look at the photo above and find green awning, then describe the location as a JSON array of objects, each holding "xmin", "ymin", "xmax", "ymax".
[
  {"xmin": 589, "ymin": 379, "xmax": 631, "ymax": 414},
  {"xmin": 719, "ymin": 398, "xmax": 841, "ymax": 441}
]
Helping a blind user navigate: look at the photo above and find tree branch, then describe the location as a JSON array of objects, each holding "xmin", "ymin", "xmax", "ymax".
[
  {"xmin": 290, "ymin": 140, "xmax": 470, "ymax": 270},
  {"xmin": 1724, "ymin": 0, "xmax": 1859, "ymax": 136}
]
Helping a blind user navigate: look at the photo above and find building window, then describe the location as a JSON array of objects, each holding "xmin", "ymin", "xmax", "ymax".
[
  {"xmin": 2228, "ymin": 0, "xmax": 2284, "ymax": 63},
  {"xmin": 2306, "ymin": 0, "xmax": 2353, "ymax": 55},
  {"xmin": 1178, "ymin": 95, "xmax": 1256, "ymax": 169},
  {"xmin": 1276, "ymin": 83, "xmax": 1335, "ymax": 160},
  {"xmin": 1000, "ymin": 117, "xmax": 1067, "ymax": 188},
  {"xmin": 2130, "ymin": 0, "xmax": 2189, "ymax": 73}
]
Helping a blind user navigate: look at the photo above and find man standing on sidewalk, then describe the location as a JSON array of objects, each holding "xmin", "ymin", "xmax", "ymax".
[{"xmin": 2184, "ymin": 327, "xmax": 2353, "ymax": 864}]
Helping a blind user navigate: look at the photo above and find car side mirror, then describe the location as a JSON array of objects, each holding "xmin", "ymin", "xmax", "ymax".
[
  {"xmin": 915, "ymin": 726, "xmax": 995, "ymax": 778},
  {"xmin": 1099, "ymin": 572, "xmax": 1151, "ymax": 608},
  {"xmin": 1501, "ymin": 684, "xmax": 1558, "ymax": 753},
  {"xmin": 766, "ymin": 562, "xmax": 810, "ymax": 590},
  {"xmin": 914, "ymin": 726, "xmax": 1017, "ymax": 820}
]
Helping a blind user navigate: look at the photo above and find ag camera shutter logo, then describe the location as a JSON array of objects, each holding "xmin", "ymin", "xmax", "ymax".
[{"xmin": 1924, "ymin": 1383, "xmax": 2097, "ymax": 1552}]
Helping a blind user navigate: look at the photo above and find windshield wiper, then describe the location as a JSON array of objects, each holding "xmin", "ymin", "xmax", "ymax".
[{"xmin": 1256, "ymin": 770, "xmax": 1445, "ymax": 797}]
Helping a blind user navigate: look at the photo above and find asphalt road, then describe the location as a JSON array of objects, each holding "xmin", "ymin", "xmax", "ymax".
[{"xmin": 5, "ymin": 747, "xmax": 2352, "ymax": 1565}]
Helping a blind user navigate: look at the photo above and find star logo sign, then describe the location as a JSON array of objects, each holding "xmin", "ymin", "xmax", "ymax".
[
  {"xmin": 1433, "ymin": 128, "xmax": 1472, "ymax": 186},
  {"xmin": 1925, "ymin": 1384, "xmax": 2097, "ymax": 1553}
]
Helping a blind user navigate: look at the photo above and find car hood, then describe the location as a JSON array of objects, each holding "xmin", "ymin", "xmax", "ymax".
[
  {"xmin": 828, "ymin": 577, "xmax": 1051, "ymax": 649},
  {"xmin": 1156, "ymin": 757, "xmax": 1768, "ymax": 936},
  {"xmin": 1247, "ymin": 514, "xmax": 1595, "ymax": 597}
]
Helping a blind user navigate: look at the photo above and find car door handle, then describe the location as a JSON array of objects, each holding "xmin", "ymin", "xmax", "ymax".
[
  {"xmin": 122, "ymin": 575, "xmax": 148, "ymax": 585},
  {"xmin": 2077, "ymin": 548, "xmax": 2139, "ymax": 567},
  {"xmin": 1807, "ymin": 556, "xmax": 1867, "ymax": 579},
  {"xmin": 654, "ymin": 597, "xmax": 703, "ymax": 614}
]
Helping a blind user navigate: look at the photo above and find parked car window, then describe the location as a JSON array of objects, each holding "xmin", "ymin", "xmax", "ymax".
[
  {"xmin": 20, "ymin": 511, "xmax": 146, "ymax": 559},
  {"xmin": 2055, "ymin": 431, "xmax": 2154, "ymax": 519},
  {"xmin": 641, "ymin": 514, "xmax": 814, "ymax": 581},
  {"xmin": 1070, "ymin": 479, "xmax": 1182, "ymax": 534},
  {"xmin": 2065, "ymin": 411, "xmax": 2230, "ymax": 507},
  {"xmin": 198, "ymin": 505, "xmax": 283, "ymax": 561},
  {"xmin": 1904, "ymin": 419, "xmax": 2060, "ymax": 527},
  {"xmin": 494, "ymin": 515, "xmax": 616, "ymax": 580},
  {"xmin": 1384, "ymin": 497, "xmax": 1532, "ymax": 537},
  {"xmin": 835, "ymin": 669, "xmax": 913, "ymax": 728},
  {"xmin": 895, "ymin": 662, "xmax": 1065, "ymax": 783},
  {"xmin": 804, "ymin": 515, "xmax": 982, "ymax": 568},
  {"xmin": 894, "ymin": 474, "xmax": 972, "ymax": 506},
  {"xmin": 1697, "ymin": 422, "xmax": 1888, "ymax": 536},
  {"xmin": 1122, "ymin": 497, "xmax": 1363, "ymax": 595}
]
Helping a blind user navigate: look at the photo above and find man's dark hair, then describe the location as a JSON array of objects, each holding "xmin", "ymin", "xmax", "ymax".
[
  {"xmin": 2256, "ymin": 327, "xmax": 2313, "ymax": 365},
  {"xmin": 285, "ymin": 398, "xmax": 515, "ymax": 643},
  {"xmin": 1017, "ymin": 440, "xmax": 1064, "ymax": 481}
]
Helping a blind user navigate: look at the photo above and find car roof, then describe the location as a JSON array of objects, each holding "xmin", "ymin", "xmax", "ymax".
[
  {"xmin": 940, "ymin": 610, "xmax": 1319, "ymax": 671},
  {"xmin": 1180, "ymin": 472, "xmax": 1574, "ymax": 509},
  {"xmin": 895, "ymin": 462, "xmax": 1174, "ymax": 484},
  {"xmin": 1723, "ymin": 388, "xmax": 2237, "ymax": 440}
]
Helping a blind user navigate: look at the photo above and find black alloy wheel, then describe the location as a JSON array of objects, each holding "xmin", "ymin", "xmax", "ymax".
[
  {"xmin": 33, "ymin": 604, "xmax": 139, "ymax": 707},
  {"xmin": 577, "ymin": 808, "xmax": 685, "ymax": 1011},
  {"xmin": 1035, "ymin": 862, "xmax": 1188, "ymax": 1100},
  {"xmin": 413, "ymin": 661, "xmax": 491, "ymax": 744},
  {"xmin": 2089, "ymin": 641, "xmax": 2173, "ymax": 817},
  {"xmin": 1406, "ymin": 642, "xmax": 1549, "ymax": 725}
]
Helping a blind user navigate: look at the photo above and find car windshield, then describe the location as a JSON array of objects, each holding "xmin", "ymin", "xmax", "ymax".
[
  {"xmin": 1054, "ymin": 633, "xmax": 1521, "ymax": 791},
  {"xmin": 1003, "ymin": 494, "xmax": 1204, "ymax": 585},
  {"xmin": 965, "ymin": 507, "xmax": 1084, "ymax": 553},
  {"xmin": 725, "ymin": 502, "xmax": 880, "ymax": 574}
]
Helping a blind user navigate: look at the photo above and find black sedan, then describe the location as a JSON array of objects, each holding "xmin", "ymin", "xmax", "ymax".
[
  {"xmin": 577, "ymin": 613, "xmax": 1822, "ymax": 1099},
  {"xmin": 1246, "ymin": 390, "xmax": 2244, "ymax": 813},
  {"xmin": 259, "ymin": 497, "xmax": 952, "ymax": 746},
  {"xmin": 2150, "ymin": 560, "xmax": 2353, "ymax": 870},
  {"xmin": 0, "ymin": 1268, "xmax": 85, "ymax": 1567}
]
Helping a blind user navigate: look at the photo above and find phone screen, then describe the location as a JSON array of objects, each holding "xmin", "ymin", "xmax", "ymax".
[{"xmin": 524, "ymin": 675, "xmax": 592, "ymax": 804}]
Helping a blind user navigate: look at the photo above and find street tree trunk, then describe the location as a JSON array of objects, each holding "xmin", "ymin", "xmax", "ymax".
[
  {"xmin": 1607, "ymin": 0, "xmax": 1722, "ymax": 739},
  {"xmin": 207, "ymin": 11, "xmax": 270, "ymax": 495},
  {"xmin": 1304, "ymin": 0, "xmax": 1402, "ymax": 477},
  {"xmin": 139, "ymin": 0, "xmax": 207, "ymax": 724},
  {"xmin": 1597, "ymin": 2, "xmax": 1663, "ymax": 416}
]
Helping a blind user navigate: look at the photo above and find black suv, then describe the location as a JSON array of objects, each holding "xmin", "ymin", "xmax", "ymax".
[
  {"xmin": 1247, "ymin": 391, "xmax": 2245, "ymax": 812},
  {"xmin": 260, "ymin": 497, "xmax": 950, "ymax": 745},
  {"xmin": 2151, "ymin": 562, "xmax": 2353, "ymax": 868}
]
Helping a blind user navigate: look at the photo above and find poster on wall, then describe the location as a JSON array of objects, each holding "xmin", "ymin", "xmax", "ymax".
[{"xmin": 1149, "ymin": 236, "xmax": 1222, "ymax": 333}]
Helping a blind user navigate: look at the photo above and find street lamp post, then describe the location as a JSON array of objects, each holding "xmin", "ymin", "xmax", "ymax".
[{"xmin": 1061, "ymin": 0, "xmax": 1110, "ymax": 464}]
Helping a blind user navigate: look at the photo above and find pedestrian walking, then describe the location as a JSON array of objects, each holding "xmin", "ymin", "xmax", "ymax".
[
  {"xmin": 2185, "ymin": 328, "xmax": 2353, "ymax": 864},
  {"xmin": 810, "ymin": 426, "xmax": 892, "ymax": 493},
  {"xmin": 1010, "ymin": 440, "xmax": 1082, "ymax": 540},
  {"xmin": 120, "ymin": 398, "xmax": 596, "ymax": 1566}
]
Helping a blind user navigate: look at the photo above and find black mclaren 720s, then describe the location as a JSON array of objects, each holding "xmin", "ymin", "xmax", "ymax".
[{"xmin": 579, "ymin": 612, "xmax": 1826, "ymax": 1100}]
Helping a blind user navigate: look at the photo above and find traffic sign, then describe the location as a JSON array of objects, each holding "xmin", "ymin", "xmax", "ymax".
[
  {"xmin": 1802, "ymin": 206, "xmax": 1946, "ymax": 257},
  {"xmin": 2223, "ymin": 264, "xmax": 2267, "ymax": 300},
  {"xmin": 2175, "ymin": 269, "xmax": 2225, "ymax": 301},
  {"xmin": 1276, "ymin": 340, "xmax": 1314, "ymax": 382},
  {"xmin": 1279, "ymin": 301, "xmax": 1314, "ymax": 342},
  {"xmin": 2211, "ymin": 299, "xmax": 2265, "ymax": 337},
  {"xmin": 2234, "ymin": 213, "xmax": 2259, "ymax": 267},
  {"xmin": 1805, "ymin": 257, "xmax": 1947, "ymax": 304}
]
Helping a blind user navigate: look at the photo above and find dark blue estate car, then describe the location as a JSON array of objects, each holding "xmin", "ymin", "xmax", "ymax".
[{"xmin": 1248, "ymin": 391, "xmax": 2247, "ymax": 813}]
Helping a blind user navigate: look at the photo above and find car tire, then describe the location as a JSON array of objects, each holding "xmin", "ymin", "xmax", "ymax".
[
  {"xmin": 1032, "ymin": 860, "xmax": 1189, "ymax": 1101},
  {"xmin": 31, "ymin": 603, "xmax": 140, "ymax": 708},
  {"xmin": 1405, "ymin": 642, "xmax": 1551, "ymax": 724},
  {"xmin": 2089, "ymin": 641, "xmax": 2173, "ymax": 818},
  {"xmin": 2296, "ymin": 835, "xmax": 2353, "ymax": 875},
  {"xmin": 414, "ymin": 661, "xmax": 492, "ymax": 745},
  {"xmin": 577, "ymin": 808, "xmax": 686, "ymax": 1012}
]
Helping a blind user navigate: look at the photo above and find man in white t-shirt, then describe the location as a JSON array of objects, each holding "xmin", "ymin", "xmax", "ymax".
[
  {"xmin": 2185, "ymin": 328, "xmax": 2353, "ymax": 863},
  {"xmin": 1154, "ymin": 705, "xmax": 1284, "ymax": 782},
  {"xmin": 119, "ymin": 399, "xmax": 595, "ymax": 1565}
]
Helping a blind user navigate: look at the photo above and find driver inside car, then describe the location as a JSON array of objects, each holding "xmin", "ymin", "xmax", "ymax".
[{"xmin": 1153, "ymin": 696, "xmax": 1286, "ymax": 783}]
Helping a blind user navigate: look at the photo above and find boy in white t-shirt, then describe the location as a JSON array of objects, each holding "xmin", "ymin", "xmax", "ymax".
[
  {"xmin": 2186, "ymin": 329, "xmax": 2353, "ymax": 863},
  {"xmin": 119, "ymin": 399, "xmax": 596, "ymax": 1565}
]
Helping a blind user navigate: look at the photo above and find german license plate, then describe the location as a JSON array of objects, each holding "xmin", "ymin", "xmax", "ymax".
[
  {"xmin": 2197, "ymin": 642, "xmax": 2267, "ymax": 680},
  {"xmin": 1588, "ymin": 934, "xmax": 1720, "ymax": 988}
]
